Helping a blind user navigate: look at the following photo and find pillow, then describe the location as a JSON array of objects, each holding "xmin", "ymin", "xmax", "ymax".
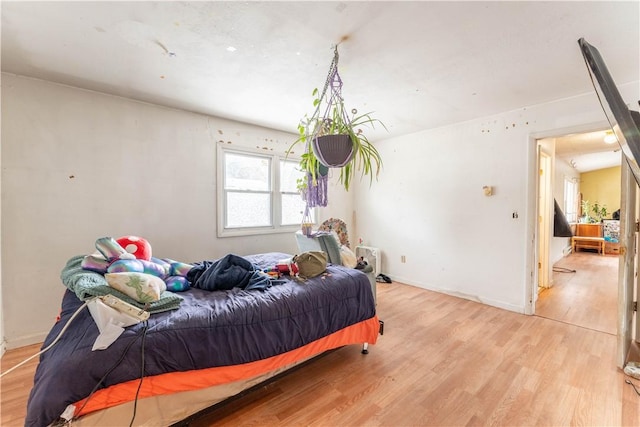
[
  {"xmin": 107, "ymin": 259, "xmax": 168, "ymax": 279},
  {"xmin": 163, "ymin": 259, "xmax": 194, "ymax": 277},
  {"xmin": 340, "ymin": 245, "xmax": 358, "ymax": 268},
  {"xmin": 105, "ymin": 272, "xmax": 166, "ymax": 303},
  {"xmin": 165, "ymin": 276, "xmax": 190, "ymax": 292},
  {"xmin": 317, "ymin": 232, "xmax": 342, "ymax": 265},
  {"xmin": 81, "ymin": 254, "xmax": 110, "ymax": 274},
  {"xmin": 107, "ymin": 259, "xmax": 144, "ymax": 274},
  {"xmin": 95, "ymin": 237, "xmax": 128, "ymax": 260},
  {"xmin": 329, "ymin": 231, "xmax": 341, "ymax": 247}
]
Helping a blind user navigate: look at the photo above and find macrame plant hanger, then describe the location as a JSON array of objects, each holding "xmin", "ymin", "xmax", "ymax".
[
  {"xmin": 302, "ymin": 167, "xmax": 328, "ymax": 208},
  {"xmin": 302, "ymin": 45, "xmax": 354, "ymax": 209},
  {"xmin": 311, "ymin": 45, "xmax": 356, "ymax": 168}
]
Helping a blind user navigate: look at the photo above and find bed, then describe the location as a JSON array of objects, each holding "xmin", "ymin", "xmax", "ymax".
[{"xmin": 25, "ymin": 252, "xmax": 379, "ymax": 427}]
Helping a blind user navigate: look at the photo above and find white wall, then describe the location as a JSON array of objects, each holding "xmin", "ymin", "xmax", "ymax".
[
  {"xmin": 353, "ymin": 81, "xmax": 639, "ymax": 313},
  {"xmin": 0, "ymin": 84, "xmax": 4, "ymax": 356},
  {"xmin": 3, "ymin": 71, "xmax": 638, "ymax": 346},
  {"xmin": 0, "ymin": 73, "xmax": 351, "ymax": 348}
]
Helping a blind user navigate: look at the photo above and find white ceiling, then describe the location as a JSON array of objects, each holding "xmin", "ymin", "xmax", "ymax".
[
  {"xmin": 550, "ymin": 129, "xmax": 623, "ymax": 173},
  {"xmin": 2, "ymin": 1, "xmax": 639, "ymax": 162}
]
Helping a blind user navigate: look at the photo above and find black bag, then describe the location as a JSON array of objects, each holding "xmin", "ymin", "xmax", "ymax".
[{"xmin": 376, "ymin": 273, "xmax": 392, "ymax": 283}]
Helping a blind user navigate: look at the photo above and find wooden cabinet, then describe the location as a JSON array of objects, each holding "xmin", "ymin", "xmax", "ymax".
[
  {"xmin": 572, "ymin": 222, "xmax": 620, "ymax": 255},
  {"xmin": 576, "ymin": 223, "xmax": 602, "ymax": 237},
  {"xmin": 573, "ymin": 223, "xmax": 605, "ymax": 254}
]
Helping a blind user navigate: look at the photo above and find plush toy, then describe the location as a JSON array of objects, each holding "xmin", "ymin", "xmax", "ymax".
[
  {"xmin": 108, "ymin": 259, "xmax": 168, "ymax": 278},
  {"xmin": 275, "ymin": 257, "xmax": 299, "ymax": 276},
  {"xmin": 116, "ymin": 236, "xmax": 152, "ymax": 261},
  {"xmin": 94, "ymin": 236, "xmax": 133, "ymax": 261},
  {"xmin": 81, "ymin": 236, "xmax": 192, "ymax": 292}
]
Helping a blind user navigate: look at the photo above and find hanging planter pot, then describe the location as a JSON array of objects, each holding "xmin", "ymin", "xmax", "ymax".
[
  {"xmin": 287, "ymin": 44, "xmax": 386, "ymax": 200},
  {"xmin": 312, "ymin": 134, "xmax": 355, "ymax": 167}
]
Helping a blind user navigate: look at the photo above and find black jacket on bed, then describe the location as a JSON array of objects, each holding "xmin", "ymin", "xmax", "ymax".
[{"xmin": 187, "ymin": 254, "xmax": 272, "ymax": 291}]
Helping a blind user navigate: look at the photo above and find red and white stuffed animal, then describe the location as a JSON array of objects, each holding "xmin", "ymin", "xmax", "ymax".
[{"xmin": 116, "ymin": 235, "xmax": 152, "ymax": 261}]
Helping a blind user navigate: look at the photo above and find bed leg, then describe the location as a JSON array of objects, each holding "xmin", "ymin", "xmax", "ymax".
[{"xmin": 362, "ymin": 342, "xmax": 369, "ymax": 354}]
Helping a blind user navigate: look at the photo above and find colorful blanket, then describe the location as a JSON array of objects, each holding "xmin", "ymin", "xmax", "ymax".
[{"xmin": 60, "ymin": 255, "xmax": 183, "ymax": 313}]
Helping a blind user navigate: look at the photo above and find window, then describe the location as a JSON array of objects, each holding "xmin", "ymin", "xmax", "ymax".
[
  {"xmin": 564, "ymin": 177, "xmax": 579, "ymax": 223},
  {"xmin": 217, "ymin": 146, "xmax": 313, "ymax": 237}
]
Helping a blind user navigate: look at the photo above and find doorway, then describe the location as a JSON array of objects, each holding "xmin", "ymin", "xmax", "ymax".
[{"xmin": 533, "ymin": 128, "xmax": 622, "ymax": 335}]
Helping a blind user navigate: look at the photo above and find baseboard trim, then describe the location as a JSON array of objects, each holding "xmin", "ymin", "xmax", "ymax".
[
  {"xmin": 4, "ymin": 332, "xmax": 48, "ymax": 350},
  {"xmin": 390, "ymin": 275, "xmax": 526, "ymax": 314}
]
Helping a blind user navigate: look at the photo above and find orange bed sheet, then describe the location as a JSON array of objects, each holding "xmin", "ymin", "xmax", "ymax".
[{"xmin": 73, "ymin": 315, "xmax": 380, "ymax": 418}]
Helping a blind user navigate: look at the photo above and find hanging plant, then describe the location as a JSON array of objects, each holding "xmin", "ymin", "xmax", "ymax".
[{"xmin": 287, "ymin": 45, "xmax": 386, "ymax": 205}]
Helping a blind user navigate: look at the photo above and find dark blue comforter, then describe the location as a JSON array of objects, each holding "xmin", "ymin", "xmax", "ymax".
[{"xmin": 26, "ymin": 252, "xmax": 376, "ymax": 427}]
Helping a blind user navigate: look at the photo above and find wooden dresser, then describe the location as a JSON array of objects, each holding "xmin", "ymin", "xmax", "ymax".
[{"xmin": 572, "ymin": 223, "xmax": 604, "ymax": 255}]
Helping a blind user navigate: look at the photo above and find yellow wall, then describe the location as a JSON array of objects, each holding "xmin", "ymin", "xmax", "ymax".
[{"xmin": 580, "ymin": 166, "xmax": 621, "ymax": 218}]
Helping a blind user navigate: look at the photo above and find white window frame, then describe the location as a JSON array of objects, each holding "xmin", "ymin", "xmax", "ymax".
[
  {"xmin": 564, "ymin": 177, "xmax": 579, "ymax": 223},
  {"xmin": 216, "ymin": 144, "xmax": 314, "ymax": 237}
]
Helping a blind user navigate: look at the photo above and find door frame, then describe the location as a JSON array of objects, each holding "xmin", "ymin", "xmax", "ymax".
[
  {"xmin": 526, "ymin": 120, "xmax": 610, "ymax": 315},
  {"xmin": 618, "ymin": 157, "xmax": 637, "ymax": 367},
  {"xmin": 527, "ymin": 121, "xmax": 638, "ymax": 366},
  {"xmin": 537, "ymin": 148, "xmax": 552, "ymax": 290}
]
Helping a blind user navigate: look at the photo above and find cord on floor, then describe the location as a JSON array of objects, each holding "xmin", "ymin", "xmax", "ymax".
[
  {"xmin": 625, "ymin": 379, "xmax": 640, "ymax": 397},
  {"xmin": 552, "ymin": 266, "xmax": 577, "ymax": 273}
]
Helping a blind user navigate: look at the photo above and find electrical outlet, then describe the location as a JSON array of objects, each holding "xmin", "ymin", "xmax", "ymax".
[{"xmin": 401, "ymin": 255, "xmax": 406, "ymax": 263}]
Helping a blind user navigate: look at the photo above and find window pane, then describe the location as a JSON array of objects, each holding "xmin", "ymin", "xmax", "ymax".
[
  {"xmin": 226, "ymin": 192, "xmax": 271, "ymax": 227},
  {"xmin": 280, "ymin": 160, "xmax": 305, "ymax": 193},
  {"xmin": 225, "ymin": 153, "xmax": 270, "ymax": 191},
  {"xmin": 564, "ymin": 178, "xmax": 578, "ymax": 223},
  {"xmin": 281, "ymin": 193, "xmax": 313, "ymax": 225}
]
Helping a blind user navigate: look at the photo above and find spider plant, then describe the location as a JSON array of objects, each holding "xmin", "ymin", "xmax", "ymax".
[{"xmin": 288, "ymin": 87, "xmax": 385, "ymax": 192}]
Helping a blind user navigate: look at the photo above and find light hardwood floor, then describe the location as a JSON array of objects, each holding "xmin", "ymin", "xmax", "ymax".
[
  {"xmin": 536, "ymin": 251, "xmax": 618, "ymax": 335},
  {"xmin": 2, "ymin": 260, "xmax": 639, "ymax": 426}
]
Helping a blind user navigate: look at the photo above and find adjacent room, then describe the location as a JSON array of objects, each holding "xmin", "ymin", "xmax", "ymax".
[
  {"xmin": 535, "ymin": 129, "xmax": 622, "ymax": 335},
  {"xmin": 1, "ymin": 1, "xmax": 640, "ymax": 426}
]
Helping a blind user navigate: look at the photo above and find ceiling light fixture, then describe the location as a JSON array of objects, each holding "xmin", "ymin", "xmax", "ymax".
[
  {"xmin": 604, "ymin": 131, "xmax": 617, "ymax": 144},
  {"xmin": 226, "ymin": 46, "xmax": 237, "ymax": 52}
]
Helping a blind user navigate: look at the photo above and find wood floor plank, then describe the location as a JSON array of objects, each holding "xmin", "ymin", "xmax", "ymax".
[
  {"xmin": 537, "ymin": 252, "xmax": 618, "ymax": 334},
  {"xmin": 0, "ymin": 343, "xmax": 41, "ymax": 426},
  {"xmin": 2, "ymin": 272, "xmax": 639, "ymax": 426}
]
